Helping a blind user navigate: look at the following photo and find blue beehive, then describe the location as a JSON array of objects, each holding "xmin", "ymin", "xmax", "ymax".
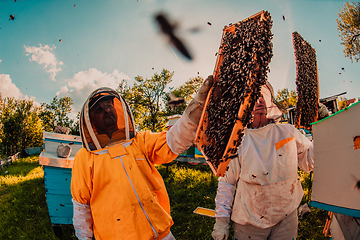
[
  {"xmin": 195, "ymin": 146, "xmax": 205, "ymax": 159},
  {"xmin": 39, "ymin": 131, "xmax": 83, "ymax": 225}
]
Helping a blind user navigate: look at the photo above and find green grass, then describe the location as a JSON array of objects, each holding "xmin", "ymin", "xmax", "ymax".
[
  {"xmin": 0, "ymin": 155, "xmax": 76, "ymax": 240},
  {"xmin": 0, "ymin": 157, "xmax": 330, "ymax": 240},
  {"xmin": 158, "ymin": 162, "xmax": 218, "ymax": 240}
]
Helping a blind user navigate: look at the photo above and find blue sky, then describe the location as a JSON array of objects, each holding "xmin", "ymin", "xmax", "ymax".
[{"xmin": 0, "ymin": 0, "xmax": 358, "ymax": 118}]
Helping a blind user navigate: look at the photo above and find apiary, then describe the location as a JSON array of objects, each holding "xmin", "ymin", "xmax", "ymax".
[
  {"xmin": 194, "ymin": 10, "xmax": 273, "ymax": 176},
  {"xmin": 292, "ymin": 31, "xmax": 319, "ymax": 130},
  {"xmin": 310, "ymin": 101, "xmax": 360, "ymax": 218},
  {"xmin": 39, "ymin": 131, "xmax": 83, "ymax": 226}
]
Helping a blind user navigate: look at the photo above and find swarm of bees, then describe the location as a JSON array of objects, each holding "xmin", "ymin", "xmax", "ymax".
[
  {"xmin": 292, "ymin": 31, "xmax": 319, "ymax": 130},
  {"xmin": 200, "ymin": 11, "xmax": 273, "ymax": 170}
]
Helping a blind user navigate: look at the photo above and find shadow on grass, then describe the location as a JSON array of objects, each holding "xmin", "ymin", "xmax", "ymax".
[{"xmin": 0, "ymin": 156, "xmax": 76, "ymax": 240}]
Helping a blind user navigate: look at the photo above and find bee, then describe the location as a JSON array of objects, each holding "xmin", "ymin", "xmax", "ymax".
[
  {"xmin": 167, "ymin": 93, "xmax": 185, "ymax": 107},
  {"xmin": 351, "ymin": 175, "xmax": 360, "ymax": 194},
  {"xmin": 155, "ymin": 13, "xmax": 192, "ymax": 60}
]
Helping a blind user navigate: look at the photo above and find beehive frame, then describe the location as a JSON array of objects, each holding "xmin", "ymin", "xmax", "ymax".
[
  {"xmin": 292, "ymin": 31, "xmax": 319, "ymax": 130},
  {"xmin": 194, "ymin": 10, "xmax": 272, "ymax": 177}
]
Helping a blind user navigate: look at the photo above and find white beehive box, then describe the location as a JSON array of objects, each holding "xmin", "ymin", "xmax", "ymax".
[
  {"xmin": 39, "ymin": 131, "xmax": 83, "ymax": 168},
  {"xmin": 310, "ymin": 102, "xmax": 360, "ymax": 217}
]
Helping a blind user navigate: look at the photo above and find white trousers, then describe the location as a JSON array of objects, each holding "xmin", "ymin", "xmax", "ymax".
[
  {"xmin": 162, "ymin": 231, "xmax": 176, "ymax": 240},
  {"xmin": 233, "ymin": 209, "xmax": 298, "ymax": 240}
]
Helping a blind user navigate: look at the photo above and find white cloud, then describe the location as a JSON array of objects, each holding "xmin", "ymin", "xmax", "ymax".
[
  {"xmin": 0, "ymin": 74, "xmax": 40, "ymax": 106},
  {"xmin": 24, "ymin": 44, "xmax": 64, "ymax": 81},
  {"xmin": 56, "ymin": 85, "xmax": 69, "ymax": 96},
  {"xmin": 58, "ymin": 68, "xmax": 132, "ymax": 115},
  {"xmin": 0, "ymin": 74, "xmax": 23, "ymax": 99}
]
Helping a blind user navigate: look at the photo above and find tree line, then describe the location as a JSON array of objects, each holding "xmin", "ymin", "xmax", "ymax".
[
  {"xmin": 0, "ymin": 94, "xmax": 76, "ymax": 156},
  {"xmin": 0, "ymin": 69, "xmax": 202, "ymax": 156},
  {"xmin": 0, "ymin": 68, "xmax": 351, "ymax": 157}
]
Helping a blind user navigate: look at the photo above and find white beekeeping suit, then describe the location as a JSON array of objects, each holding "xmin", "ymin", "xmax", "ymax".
[{"xmin": 212, "ymin": 81, "xmax": 314, "ymax": 240}]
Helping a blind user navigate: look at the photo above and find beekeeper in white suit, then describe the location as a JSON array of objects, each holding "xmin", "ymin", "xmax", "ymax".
[{"xmin": 211, "ymin": 81, "xmax": 315, "ymax": 240}]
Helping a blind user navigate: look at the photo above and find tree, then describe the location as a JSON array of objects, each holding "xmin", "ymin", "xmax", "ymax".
[
  {"xmin": 0, "ymin": 97, "xmax": 43, "ymax": 154},
  {"xmin": 70, "ymin": 112, "xmax": 80, "ymax": 136},
  {"xmin": 40, "ymin": 96, "xmax": 74, "ymax": 132},
  {"xmin": 337, "ymin": 2, "xmax": 360, "ymax": 62},
  {"xmin": 274, "ymin": 88, "xmax": 297, "ymax": 111},
  {"xmin": 118, "ymin": 69, "xmax": 174, "ymax": 132},
  {"xmin": 118, "ymin": 69, "xmax": 204, "ymax": 132},
  {"xmin": 338, "ymin": 96, "xmax": 348, "ymax": 110}
]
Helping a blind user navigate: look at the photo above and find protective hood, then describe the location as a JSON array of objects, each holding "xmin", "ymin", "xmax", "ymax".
[
  {"xmin": 261, "ymin": 81, "xmax": 282, "ymax": 123},
  {"xmin": 79, "ymin": 87, "xmax": 136, "ymax": 151}
]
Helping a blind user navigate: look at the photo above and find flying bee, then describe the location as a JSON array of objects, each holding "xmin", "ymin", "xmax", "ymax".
[
  {"xmin": 155, "ymin": 13, "xmax": 192, "ymax": 60},
  {"xmin": 351, "ymin": 175, "xmax": 360, "ymax": 194},
  {"xmin": 167, "ymin": 93, "xmax": 185, "ymax": 107}
]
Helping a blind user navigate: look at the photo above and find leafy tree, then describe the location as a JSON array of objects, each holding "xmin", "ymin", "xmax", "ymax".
[
  {"xmin": 70, "ymin": 112, "xmax": 80, "ymax": 136},
  {"xmin": 0, "ymin": 97, "xmax": 43, "ymax": 154},
  {"xmin": 337, "ymin": 2, "xmax": 360, "ymax": 62},
  {"xmin": 338, "ymin": 96, "xmax": 348, "ymax": 110},
  {"xmin": 274, "ymin": 88, "xmax": 297, "ymax": 111},
  {"xmin": 118, "ymin": 69, "xmax": 204, "ymax": 132},
  {"xmin": 118, "ymin": 69, "xmax": 174, "ymax": 132},
  {"xmin": 40, "ymin": 96, "xmax": 74, "ymax": 132}
]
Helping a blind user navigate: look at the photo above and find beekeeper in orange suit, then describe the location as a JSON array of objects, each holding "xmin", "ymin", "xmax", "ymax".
[
  {"xmin": 71, "ymin": 76, "xmax": 213, "ymax": 240},
  {"xmin": 211, "ymin": 81, "xmax": 317, "ymax": 240}
]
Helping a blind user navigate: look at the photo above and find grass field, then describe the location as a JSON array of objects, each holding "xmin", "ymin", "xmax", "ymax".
[{"xmin": 0, "ymin": 155, "xmax": 330, "ymax": 240}]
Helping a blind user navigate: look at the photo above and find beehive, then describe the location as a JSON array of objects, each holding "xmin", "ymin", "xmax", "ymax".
[
  {"xmin": 194, "ymin": 10, "xmax": 273, "ymax": 176},
  {"xmin": 310, "ymin": 102, "xmax": 360, "ymax": 218},
  {"xmin": 39, "ymin": 131, "xmax": 83, "ymax": 225}
]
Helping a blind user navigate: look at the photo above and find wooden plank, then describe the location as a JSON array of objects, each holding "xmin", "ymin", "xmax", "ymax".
[
  {"xmin": 193, "ymin": 207, "xmax": 215, "ymax": 218},
  {"xmin": 39, "ymin": 152, "xmax": 74, "ymax": 168}
]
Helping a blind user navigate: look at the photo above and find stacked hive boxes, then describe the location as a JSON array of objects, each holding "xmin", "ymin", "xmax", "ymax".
[{"xmin": 39, "ymin": 132, "xmax": 83, "ymax": 225}]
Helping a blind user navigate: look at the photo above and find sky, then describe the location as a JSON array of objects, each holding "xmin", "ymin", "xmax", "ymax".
[{"xmin": 0, "ymin": 0, "xmax": 358, "ymax": 119}]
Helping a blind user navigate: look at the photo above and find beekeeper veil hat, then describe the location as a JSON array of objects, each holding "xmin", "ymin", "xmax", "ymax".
[
  {"xmin": 261, "ymin": 81, "xmax": 282, "ymax": 123},
  {"xmin": 79, "ymin": 87, "xmax": 136, "ymax": 151}
]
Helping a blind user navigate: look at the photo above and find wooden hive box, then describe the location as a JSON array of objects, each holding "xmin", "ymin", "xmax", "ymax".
[
  {"xmin": 194, "ymin": 10, "xmax": 272, "ymax": 176},
  {"xmin": 310, "ymin": 102, "xmax": 360, "ymax": 218},
  {"xmin": 39, "ymin": 131, "xmax": 83, "ymax": 225}
]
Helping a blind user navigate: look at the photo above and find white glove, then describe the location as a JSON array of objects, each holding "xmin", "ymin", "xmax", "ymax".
[
  {"xmin": 72, "ymin": 199, "xmax": 93, "ymax": 240},
  {"xmin": 185, "ymin": 75, "xmax": 213, "ymax": 125},
  {"xmin": 166, "ymin": 75, "xmax": 213, "ymax": 154},
  {"xmin": 211, "ymin": 217, "xmax": 230, "ymax": 240}
]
